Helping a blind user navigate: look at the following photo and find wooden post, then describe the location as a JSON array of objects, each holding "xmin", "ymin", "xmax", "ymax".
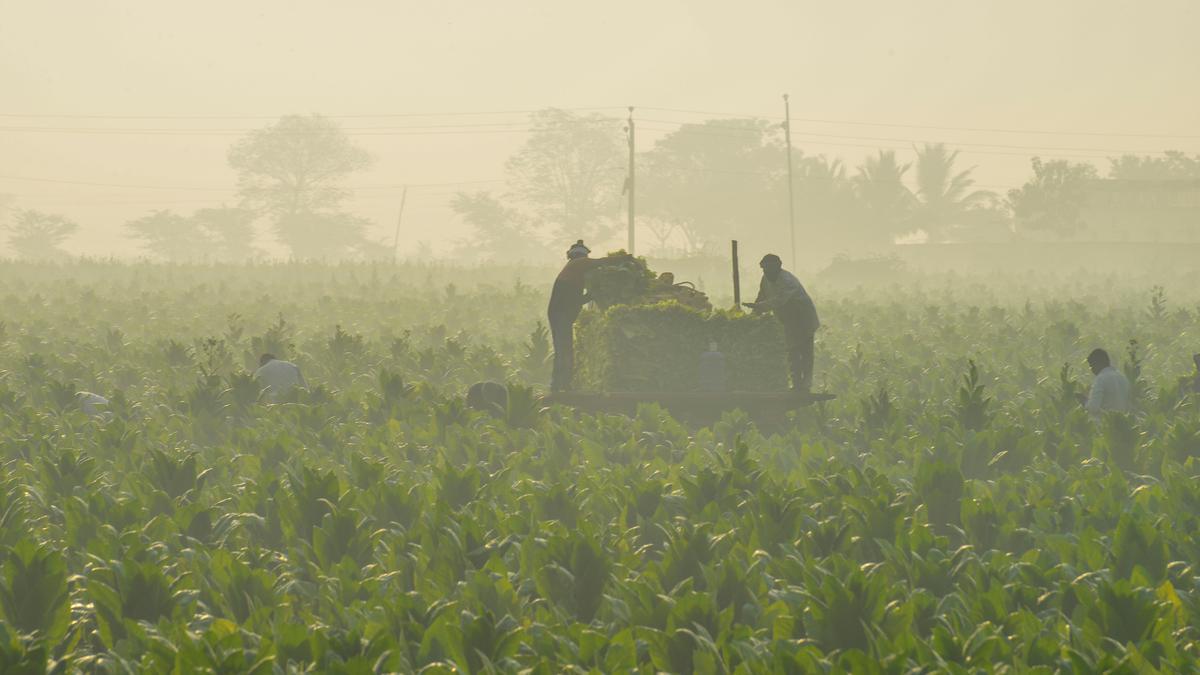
[{"xmin": 731, "ymin": 240, "xmax": 741, "ymax": 308}]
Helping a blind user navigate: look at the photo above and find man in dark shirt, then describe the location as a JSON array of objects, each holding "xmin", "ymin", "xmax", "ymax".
[
  {"xmin": 743, "ymin": 254, "xmax": 820, "ymax": 392},
  {"xmin": 547, "ymin": 240, "xmax": 629, "ymax": 391}
]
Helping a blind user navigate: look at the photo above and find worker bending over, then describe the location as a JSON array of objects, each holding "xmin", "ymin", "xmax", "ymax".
[
  {"xmin": 745, "ymin": 254, "xmax": 820, "ymax": 393},
  {"xmin": 1179, "ymin": 354, "xmax": 1200, "ymax": 398},
  {"xmin": 547, "ymin": 240, "xmax": 630, "ymax": 392},
  {"xmin": 254, "ymin": 353, "xmax": 307, "ymax": 401}
]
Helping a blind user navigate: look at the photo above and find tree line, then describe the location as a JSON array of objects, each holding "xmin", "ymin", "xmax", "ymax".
[
  {"xmin": 3, "ymin": 111, "xmax": 1198, "ymax": 261},
  {"xmin": 456, "ymin": 111, "xmax": 1200, "ymax": 260}
]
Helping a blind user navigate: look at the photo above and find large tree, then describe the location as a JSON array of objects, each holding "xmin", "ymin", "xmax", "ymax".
[
  {"xmin": 908, "ymin": 143, "xmax": 992, "ymax": 242},
  {"xmin": 638, "ymin": 118, "xmax": 785, "ymax": 253},
  {"xmin": 126, "ymin": 210, "xmax": 212, "ymax": 261},
  {"xmin": 1103, "ymin": 151, "xmax": 1200, "ymax": 241},
  {"xmin": 1007, "ymin": 157, "xmax": 1099, "ymax": 237},
  {"xmin": 126, "ymin": 207, "xmax": 260, "ymax": 261},
  {"xmin": 451, "ymin": 191, "xmax": 546, "ymax": 261},
  {"xmin": 4, "ymin": 210, "xmax": 77, "ymax": 260},
  {"xmin": 192, "ymin": 207, "xmax": 259, "ymax": 261},
  {"xmin": 506, "ymin": 109, "xmax": 625, "ymax": 247},
  {"xmin": 1108, "ymin": 151, "xmax": 1200, "ymax": 180},
  {"xmin": 228, "ymin": 114, "xmax": 372, "ymax": 259}
]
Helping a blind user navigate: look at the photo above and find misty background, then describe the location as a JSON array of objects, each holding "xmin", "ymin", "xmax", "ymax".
[{"xmin": 2, "ymin": 0, "xmax": 1198, "ymax": 273}]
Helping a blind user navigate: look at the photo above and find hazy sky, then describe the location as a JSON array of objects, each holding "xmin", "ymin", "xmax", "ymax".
[{"xmin": 1, "ymin": 0, "xmax": 1197, "ymax": 256}]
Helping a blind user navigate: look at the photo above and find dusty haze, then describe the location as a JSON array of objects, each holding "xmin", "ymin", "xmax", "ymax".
[{"xmin": 1, "ymin": 0, "xmax": 1197, "ymax": 260}]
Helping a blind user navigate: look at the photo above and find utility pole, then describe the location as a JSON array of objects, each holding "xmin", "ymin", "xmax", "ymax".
[
  {"xmin": 783, "ymin": 94, "xmax": 797, "ymax": 266},
  {"xmin": 391, "ymin": 185, "xmax": 408, "ymax": 262},
  {"xmin": 731, "ymin": 240, "xmax": 741, "ymax": 308},
  {"xmin": 625, "ymin": 106, "xmax": 636, "ymax": 255}
]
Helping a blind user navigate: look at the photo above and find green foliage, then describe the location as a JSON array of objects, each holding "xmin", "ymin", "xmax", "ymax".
[
  {"xmin": 0, "ymin": 539, "xmax": 70, "ymax": 642},
  {"xmin": 581, "ymin": 252, "xmax": 656, "ymax": 309},
  {"xmin": 575, "ymin": 302, "xmax": 786, "ymax": 391},
  {"xmin": 522, "ymin": 321, "xmax": 551, "ymax": 378},
  {"xmin": 0, "ymin": 261, "xmax": 1197, "ymax": 670},
  {"xmin": 861, "ymin": 384, "xmax": 895, "ymax": 433},
  {"xmin": 915, "ymin": 451, "xmax": 963, "ymax": 531},
  {"xmin": 1111, "ymin": 512, "xmax": 1169, "ymax": 583},
  {"xmin": 1007, "ymin": 157, "xmax": 1099, "ymax": 236},
  {"xmin": 955, "ymin": 359, "xmax": 993, "ymax": 431}
]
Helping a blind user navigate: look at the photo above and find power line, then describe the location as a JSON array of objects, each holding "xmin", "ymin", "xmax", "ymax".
[
  {"xmin": 0, "ymin": 106, "xmax": 624, "ymax": 121},
  {"xmin": 0, "ymin": 116, "xmax": 628, "ymax": 136},
  {"xmin": 0, "ymin": 173, "xmax": 506, "ymax": 191},
  {"xmin": 634, "ymin": 122, "xmax": 1145, "ymax": 161},
  {"xmin": 0, "ymin": 125, "xmax": 547, "ymax": 137},
  {"xmin": 0, "ymin": 174, "xmax": 234, "ymax": 191},
  {"xmin": 637, "ymin": 106, "xmax": 1200, "ymax": 140},
  {"xmin": 4, "ymin": 103, "xmax": 1196, "ymax": 140},
  {"xmin": 636, "ymin": 118, "xmax": 1184, "ymax": 155}
]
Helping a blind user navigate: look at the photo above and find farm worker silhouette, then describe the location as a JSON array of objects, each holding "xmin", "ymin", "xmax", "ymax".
[
  {"xmin": 1078, "ymin": 348, "xmax": 1132, "ymax": 417},
  {"xmin": 254, "ymin": 353, "xmax": 308, "ymax": 401},
  {"xmin": 1179, "ymin": 354, "xmax": 1200, "ymax": 397},
  {"xmin": 547, "ymin": 240, "xmax": 631, "ymax": 392},
  {"xmin": 744, "ymin": 253, "xmax": 820, "ymax": 392},
  {"xmin": 467, "ymin": 381, "xmax": 508, "ymax": 417}
]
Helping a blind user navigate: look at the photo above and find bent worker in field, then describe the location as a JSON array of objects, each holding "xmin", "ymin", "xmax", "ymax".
[
  {"xmin": 466, "ymin": 380, "xmax": 508, "ymax": 417},
  {"xmin": 1078, "ymin": 347, "xmax": 1132, "ymax": 417},
  {"xmin": 1178, "ymin": 353, "xmax": 1200, "ymax": 398},
  {"xmin": 76, "ymin": 391, "xmax": 112, "ymax": 420},
  {"xmin": 547, "ymin": 240, "xmax": 631, "ymax": 392},
  {"xmin": 744, "ymin": 253, "xmax": 820, "ymax": 393},
  {"xmin": 254, "ymin": 353, "xmax": 308, "ymax": 401}
]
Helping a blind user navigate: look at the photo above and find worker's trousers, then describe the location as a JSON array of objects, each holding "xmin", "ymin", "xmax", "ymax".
[
  {"xmin": 549, "ymin": 310, "xmax": 577, "ymax": 392},
  {"xmin": 784, "ymin": 327, "xmax": 815, "ymax": 391},
  {"xmin": 778, "ymin": 301, "xmax": 817, "ymax": 391}
]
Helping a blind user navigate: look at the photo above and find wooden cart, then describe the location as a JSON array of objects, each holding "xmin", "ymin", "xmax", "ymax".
[{"xmin": 546, "ymin": 240, "xmax": 835, "ymax": 428}]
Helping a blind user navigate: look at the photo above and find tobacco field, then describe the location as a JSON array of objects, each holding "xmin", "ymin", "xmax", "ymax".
[{"xmin": 2, "ymin": 261, "xmax": 1200, "ymax": 673}]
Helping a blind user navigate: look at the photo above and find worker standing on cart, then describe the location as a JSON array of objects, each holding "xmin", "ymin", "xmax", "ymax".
[
  {"xmin": 744, "ymin": 253, "xmax": 820, "ymax": 393},
  {"xmin": 547, "ymin": 240, "xmax": 631, "ymax": 392}
]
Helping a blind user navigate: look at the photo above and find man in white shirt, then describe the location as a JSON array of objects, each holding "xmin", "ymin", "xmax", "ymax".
[
  {"xmin": 254, "ymin": 353, "xmax": 307, "ymax": 401},
  {"xmin": 743, "ymin": 253, "xmax": 821, "ymax": 392},
  {"xmin": 1080, "ymin": 348, "xmax": 1132, "ymax": 416}
]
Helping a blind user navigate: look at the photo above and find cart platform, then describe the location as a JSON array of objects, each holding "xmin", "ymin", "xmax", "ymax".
[{"xmin": 544, "ymin": 390, "xmax": 835, "ymax": 426}]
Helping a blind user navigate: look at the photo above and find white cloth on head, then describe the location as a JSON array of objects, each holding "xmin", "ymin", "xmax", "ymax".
[
  {"xmin": 253, "ymin": 359, "xmax": 306, "ymax": 400},
  {"xmin": 1086, "ymin": 366, "xmax": 1132, "ymax": 416},
  {"xmin": 76, "ymin": 391, "xmax": 109, "ymax": 417}
]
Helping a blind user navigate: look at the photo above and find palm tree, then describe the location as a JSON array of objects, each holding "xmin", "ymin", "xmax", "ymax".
[
  {"xmin": 795, "ymin": 154, "xmax": 852, "ymax": 242},
  {"xmin": 853, "ymin": 150, "xmax": 914, "ymax": 247},
  {"xmin": 909, "ymin": 144, "xmax": 992, "ymax": 242}
]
